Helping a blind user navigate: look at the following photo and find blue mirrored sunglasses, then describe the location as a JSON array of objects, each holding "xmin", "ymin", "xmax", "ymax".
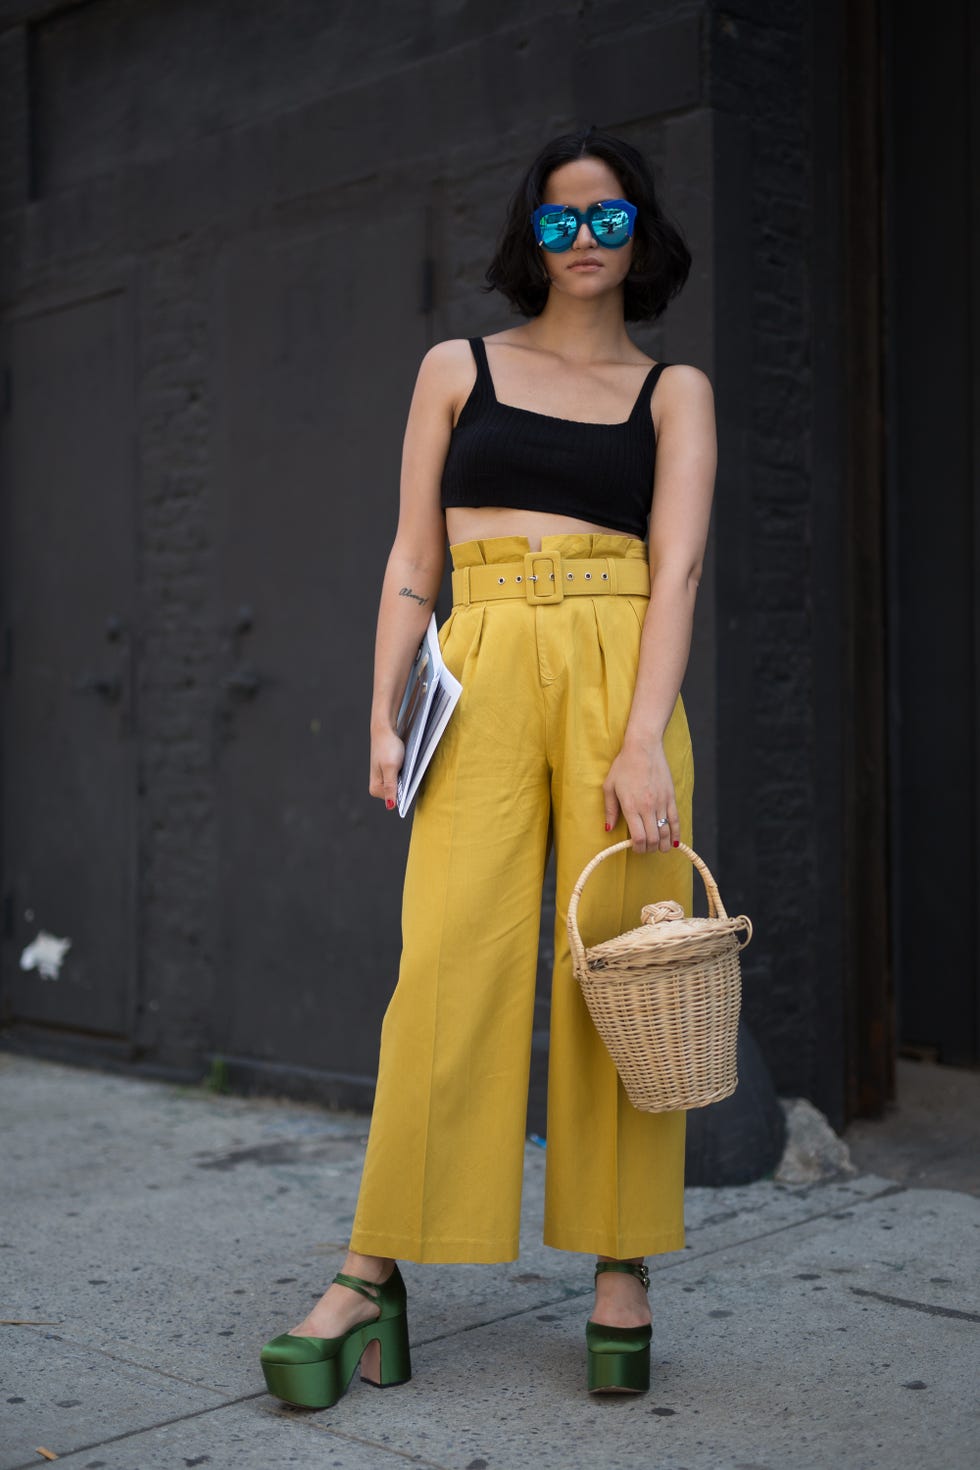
[{"xmin": 531, "ymin": 198, "xmax": 637, "ymax": 252}]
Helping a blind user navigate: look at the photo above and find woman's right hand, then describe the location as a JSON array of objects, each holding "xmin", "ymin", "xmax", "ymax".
[{"xmin": 369, "ymin": 726, "xmax": 406, "ymax": 810}]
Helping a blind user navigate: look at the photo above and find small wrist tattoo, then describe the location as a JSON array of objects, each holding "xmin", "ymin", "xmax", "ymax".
[{"xmin": 399, "ymin": 586, "xmax": 429, "ymax": 606}]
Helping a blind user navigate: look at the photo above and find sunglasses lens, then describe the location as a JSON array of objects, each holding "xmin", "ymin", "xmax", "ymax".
[
  {"xmin": 591, "ymin": 204, "xmax": 633, "ymax": 247},
  {"xmin": 536, "ymin": 209, "xmax": 579, "ymax": 251}
]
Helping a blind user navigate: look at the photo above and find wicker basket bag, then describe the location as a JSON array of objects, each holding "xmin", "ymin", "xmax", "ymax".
[{"xmin": 567, "ymin": 839, "xmax": 753, "ymax": 1112}]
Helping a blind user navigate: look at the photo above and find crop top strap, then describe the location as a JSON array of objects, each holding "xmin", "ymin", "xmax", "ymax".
[
  {"xmin": 628, "ymin": 360, "xmax": 670, "ymax": 424},
  {"xmin": 467, "ymin": 336, "xmax": 496, "ymax": 408}
]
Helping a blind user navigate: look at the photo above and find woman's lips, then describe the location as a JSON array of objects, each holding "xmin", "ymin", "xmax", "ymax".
[{"xmin": 568, "ymin": 260, "xmax": 602, "ymax": 271}]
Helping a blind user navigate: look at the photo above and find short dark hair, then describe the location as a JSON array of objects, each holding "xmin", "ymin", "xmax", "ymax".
[{"xmin": 484, "ymin": 126, "xmax": 692, "ymax": 323}]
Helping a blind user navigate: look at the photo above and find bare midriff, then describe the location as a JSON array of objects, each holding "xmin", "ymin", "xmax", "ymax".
[{"xmin": 444, "ymin": 505, "xmax": 634, "ymax": 552}]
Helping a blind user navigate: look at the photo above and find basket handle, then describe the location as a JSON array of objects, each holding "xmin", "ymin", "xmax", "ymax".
[{"xmin": 566, "ymin": 839, "xmax": 732, "ymax": 975}]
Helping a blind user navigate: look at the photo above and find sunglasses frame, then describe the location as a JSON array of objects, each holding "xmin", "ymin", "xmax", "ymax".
[{"xmin": 531, "ymin": 198, "xmax": 638, "ymax": 253}]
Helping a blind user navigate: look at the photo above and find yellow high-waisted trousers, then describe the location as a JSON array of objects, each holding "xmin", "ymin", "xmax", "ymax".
[{"xmin": 350, "ymin": 534, "xmax": 694, "ymax": 1263}]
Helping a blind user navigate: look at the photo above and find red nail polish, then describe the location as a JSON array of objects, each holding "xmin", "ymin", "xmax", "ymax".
[
  {"xmin": 673, "ymin": 839, "xmax": 679, "ymax": 847},
  {"xmin": 386, "ymin": 799, "xmax": 395, "ymax": 810},
  {"xmin": 604, "ymin": 823, "xmax": 611, "ymax": 832}
]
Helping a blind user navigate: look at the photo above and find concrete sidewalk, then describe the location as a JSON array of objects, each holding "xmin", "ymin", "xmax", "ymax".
[{"xmin": 1, "ymin": 1051, "xmax": 977, "ymax": 1470}]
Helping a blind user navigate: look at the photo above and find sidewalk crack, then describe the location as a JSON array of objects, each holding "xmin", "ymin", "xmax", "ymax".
[{"xmin": 849, "ymin": 1285, "xmax": 980, "ymax": 1322}]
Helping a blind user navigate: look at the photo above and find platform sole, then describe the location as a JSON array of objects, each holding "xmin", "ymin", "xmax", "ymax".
[
  {"xmin": 261, "ymin": 1355, "xmax": 340, "ymax": 1409},
  {"xmin": 587, "ymin": 1343, "xmax": 651, "ymax": 1394}
]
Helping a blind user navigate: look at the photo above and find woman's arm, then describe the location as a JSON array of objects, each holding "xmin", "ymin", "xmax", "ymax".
[
  {"xmin": 602, "ymin": 364, "xmax": 717, "ymax": 852},
  {"xmin": 368, "ymin": 339, "xmax": 470, "ymax": 809}
]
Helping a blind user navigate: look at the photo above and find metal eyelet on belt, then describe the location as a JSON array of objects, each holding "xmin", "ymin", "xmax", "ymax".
[
  {"xmin": 601, "ymin": 572, "xmax": 609, "ymax": 580},
  {"xmin": 566, "ymin": 572, "xmax": 574, "ymax": 580},
  {"xmin": 515, "ymin": 575, "xmax": 522, "ymax": 583},
  {"xmin": 584, "ymin": 572, "xmax": 592, "ymax": 580},
  {"xmin": 497, "ymin": 576, "xmax": 505, "ymax": 584}
]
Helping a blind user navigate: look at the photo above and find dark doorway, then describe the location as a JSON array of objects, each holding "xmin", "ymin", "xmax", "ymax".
[
  {"xmin": 209, "ymin": 203, "xmax": 430, "ymax": 1094},
  {"xmin": 0, "ymin": 291, "xmax": 138, "ymax": 1043},
  {"xmin": 882, "ymin": 1, "xmax": 979, "ymax": 1066}
]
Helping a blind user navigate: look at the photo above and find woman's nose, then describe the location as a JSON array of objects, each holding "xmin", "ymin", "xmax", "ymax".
[{"xmin": 573, "ymin": 219, "xmax": 597, "ymax": 247}]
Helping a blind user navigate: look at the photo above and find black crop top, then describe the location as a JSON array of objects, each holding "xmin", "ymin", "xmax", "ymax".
[{"xmin": 440, "ymin": 337, "xmax": 669, "ymax": 541}]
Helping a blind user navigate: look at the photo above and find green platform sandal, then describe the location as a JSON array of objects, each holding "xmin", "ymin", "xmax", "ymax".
[
  {"xmin": 586, "ymin": 1261, "xmax": 652, "ymax": 1394},
  {"xmin": 260, "ymin": 1263, "xmax": 411, "ymax": 1409}
]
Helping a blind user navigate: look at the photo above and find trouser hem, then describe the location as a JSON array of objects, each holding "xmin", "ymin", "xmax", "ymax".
[
  {"xmin": 348, "ymin": 1230, "xmax": 520, "ymax": 1265},
  {"xmin": 542, "ymin": 1227, "xmax": 687, "ymax": 1257}
]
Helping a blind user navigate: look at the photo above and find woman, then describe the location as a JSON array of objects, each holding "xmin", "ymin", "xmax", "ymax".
[{"xmin": 261, "ymin": 126, "xmax": 716, "ymax": 1405}]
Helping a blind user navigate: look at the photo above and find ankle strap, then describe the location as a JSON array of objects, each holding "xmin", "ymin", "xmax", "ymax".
[
  {"xmin": 595, "ymin": 1261, "xmax": 650, "ymax": 1290},
  {"xmin": 332, "ymin": 1270, "xmax": 383, "ymax": 1301}
]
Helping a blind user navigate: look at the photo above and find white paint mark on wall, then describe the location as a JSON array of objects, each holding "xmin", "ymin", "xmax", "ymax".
[{"xmin": 20, "ymin": 931, "xmax": 72, "ymax": 980}]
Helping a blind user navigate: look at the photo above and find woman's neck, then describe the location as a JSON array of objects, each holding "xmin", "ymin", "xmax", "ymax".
[{"xmin": 520, "ymin": 287, "xmax": 635, "ymax": 364}]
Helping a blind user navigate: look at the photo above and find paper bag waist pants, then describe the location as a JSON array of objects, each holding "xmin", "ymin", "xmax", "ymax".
[{"xmin": 349, "ymin": 534, "xmax": 694, "ymax": 1263}]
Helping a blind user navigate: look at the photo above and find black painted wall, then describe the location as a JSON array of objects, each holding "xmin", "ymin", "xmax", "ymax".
[{"xmin": 0, "ymin": 0, "xmax": 920, "ymax": 1131}]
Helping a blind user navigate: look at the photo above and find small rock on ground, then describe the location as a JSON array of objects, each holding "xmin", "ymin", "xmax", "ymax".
[{"xmin": 775, "ymin": 1095, "xmax": 857, "ymax": 1183}]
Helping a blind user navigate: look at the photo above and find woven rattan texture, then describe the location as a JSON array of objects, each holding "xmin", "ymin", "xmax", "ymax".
[{"xmin": 567, "ymin": 840, "xmax": 753, "ymax": 1113}]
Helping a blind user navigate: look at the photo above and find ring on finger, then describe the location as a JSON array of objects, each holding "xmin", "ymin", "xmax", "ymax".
[{"xmin": 656, "ymin": 814, "xmax": 668, "ymax": 829}]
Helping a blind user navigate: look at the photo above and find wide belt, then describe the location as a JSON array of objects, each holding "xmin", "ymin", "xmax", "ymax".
[{"xmin": 452, "ymin": 552, "xmax": 650, "ymax": 606}]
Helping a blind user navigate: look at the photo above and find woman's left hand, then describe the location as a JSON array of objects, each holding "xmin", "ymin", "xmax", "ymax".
[{"xmin": 602, "ymin": 738, "xmax": 679, "ymax": 854}]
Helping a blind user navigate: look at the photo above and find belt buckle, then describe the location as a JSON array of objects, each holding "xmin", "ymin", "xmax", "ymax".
[{"xmin": 524, "ymin": 551, "xmax": 563, "ymax": 603}]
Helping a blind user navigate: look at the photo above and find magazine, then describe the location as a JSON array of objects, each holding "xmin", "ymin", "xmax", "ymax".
[{"xmin": 394, "ymin": 614, "xmax": 462, "ymax": 817}]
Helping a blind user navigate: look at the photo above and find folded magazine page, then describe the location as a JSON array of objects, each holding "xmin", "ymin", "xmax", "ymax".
[{"xmin": 395, "ymin": 614, "xmax": 462, "ymax": 817}]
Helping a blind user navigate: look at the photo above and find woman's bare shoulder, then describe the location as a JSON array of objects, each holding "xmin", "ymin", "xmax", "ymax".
[
  {"xmin": 658, "ymin": 362, "xmax": 714, "ymax": 396},
  {"xmin": 654, "ymin": 362, "xmax": 714, "ymax": 419},
  {"xmin": 414, "ymin": 337, "xmax": 477, "ymax": 402},
  {"xmin": 418, "ymin": 337, "xmax": 477, "ymax": 374}
]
